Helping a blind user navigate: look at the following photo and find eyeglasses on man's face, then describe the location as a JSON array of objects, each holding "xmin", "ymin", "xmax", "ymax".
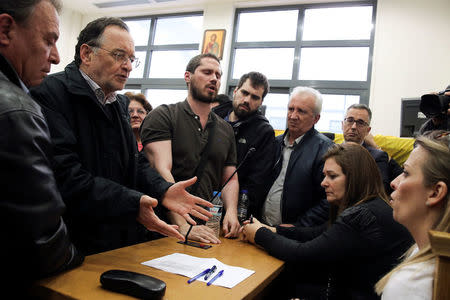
[
  {"xmin": 95, "ymin": 46, "xmax": 140, "ymax": 69},
  {"xmin": 343, "ymin": 117, "xmax": 369, "ymax": 127}
]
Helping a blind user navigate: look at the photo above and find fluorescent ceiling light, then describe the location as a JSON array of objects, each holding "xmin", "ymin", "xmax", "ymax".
[{"xmin": 94, "ymin": 0, "xmax": 152, "ymax": 8}]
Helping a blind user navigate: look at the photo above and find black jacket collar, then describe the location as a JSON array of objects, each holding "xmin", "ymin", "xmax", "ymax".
[
  {"xmin": 64, "ymin": 61, "xmax": 98, "ymax": 99},
  {"xmin": 280, "ymin": 126, "xmax": 317, "ymax": 149},
  {"xmin": 0, "ymin": 53, "xmax": 24, "ymax": 90}
]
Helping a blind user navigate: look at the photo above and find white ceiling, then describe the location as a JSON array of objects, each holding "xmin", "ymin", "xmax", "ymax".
[
  {"xmin": 60, "ymin": 0, "xmax": 340, "ymax": 16},
  {"xmin": 61, "ymin": 0, "xmax": 233, "ymax": 15}
]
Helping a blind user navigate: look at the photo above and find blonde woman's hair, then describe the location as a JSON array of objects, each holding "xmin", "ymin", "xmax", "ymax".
[{"xmin": 375, "ymin": 131, "xmax": 450, "ymax": 295}]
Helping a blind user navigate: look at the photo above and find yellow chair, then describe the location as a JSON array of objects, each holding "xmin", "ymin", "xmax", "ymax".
[{"xmin": 273, "ymin": 130, "xmax": 415, "ymax": 166}]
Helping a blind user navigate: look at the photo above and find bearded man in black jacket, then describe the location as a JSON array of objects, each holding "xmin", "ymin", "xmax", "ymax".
[
  {"xmin": 0, "ymin": 0, "xmax": 83, "ymax": 294},
  {"xmin": 214, "ymin": 72, "xmax": 276, "ymax": 218}
]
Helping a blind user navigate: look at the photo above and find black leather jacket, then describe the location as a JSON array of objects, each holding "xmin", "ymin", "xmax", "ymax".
[{"xmin": 0, "ymin": 54, "xmax": 83, "ymax": 291}]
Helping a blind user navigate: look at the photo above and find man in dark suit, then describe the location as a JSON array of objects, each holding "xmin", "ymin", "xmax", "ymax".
[
  {"xmin": 261, "ymin": 87, "xmax": 333, "ymax": 227},
  {"xmin": 342, "ymin": 104, "xmax": 391, "ymax": 192}
]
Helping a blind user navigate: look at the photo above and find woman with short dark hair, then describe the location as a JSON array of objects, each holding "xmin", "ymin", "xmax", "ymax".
[
  {"xmin": 242, "ymin": 143, "xmax": 413, "ymax": 299},
  {"xmin": 125, "ymin": 92, "xmax": 152, "ymax": 151}
]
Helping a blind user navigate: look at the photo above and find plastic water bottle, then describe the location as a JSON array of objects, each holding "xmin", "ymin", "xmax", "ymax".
[
  {"xmin": 237, "ymin": 189, "xmax": 249, "ymax": 224},
  {"xmin": 205, "ymin": 191, "xmax": 223, "ymax": 238}
]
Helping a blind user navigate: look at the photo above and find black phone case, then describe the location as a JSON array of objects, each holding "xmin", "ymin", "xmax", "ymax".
[{"xmin": 100, "ymin": 269, "xmax": 166, "ymax": 299}]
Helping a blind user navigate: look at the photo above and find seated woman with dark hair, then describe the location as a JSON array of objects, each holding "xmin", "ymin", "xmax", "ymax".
[
  {"xmin": 125, "ymin": 92, "xmax": 153, "ymax": 152},
  {"xmin": 242, "ymin": 143, "xmax": 413, "ymax": 300},
  {"xmin": 376, "ymin": 131, "xmax": 449, "ymax": 300}
]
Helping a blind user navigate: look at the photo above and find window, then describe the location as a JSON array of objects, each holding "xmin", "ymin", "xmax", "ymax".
[
  {"xmin": 317, "ymin": 94, "xmax": 360, "ymax": 133},
  {"xmin": 121, "ymin": 13, "xmax": 203, "ymax": 106},
  {"xmin": 148, "ymin": 50, "xmax": 198, "ymax": 78},
  {"xmin": 228, "ymin": 2, "xmax": 376, "ymax": 132},
  {"xmin": 302, "ymin": 6, "xmax": 373, "ymax": 40},
  {"xmin": 236, "ymin": 10, "xmax": 298, "ymax": 42},
  {"xmin": 298, "ymin": 47, "xmax": 370, "ymax": 81},
  {"xmin": 144, "ymin": 89, "xmax": 188, "ymax": 108},
  {"xmin": 233, "ymin": 48, "xmax": 295, "ymax": 80},
  {"xmin": 263, "ymin": 93, "xmax": 290, "ymax": 130}
]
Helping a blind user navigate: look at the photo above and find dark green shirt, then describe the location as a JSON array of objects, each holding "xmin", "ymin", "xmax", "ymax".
[{"xmin": 141, "ymin": 100, "xmax": 237, "ymax": 201}]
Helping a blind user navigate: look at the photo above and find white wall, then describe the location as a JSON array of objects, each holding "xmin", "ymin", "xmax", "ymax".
[
  {"xmin": 202, "ymin": 2, "xmax": 235, "ymax": 94},
  {"xmin": 53, "ymin": 8, "xmax": 83, "ymax": 73},
  {"xmin": 55, "ymin": 0, "xmax": 450, "ymax": 136},
  {"xmin": 53, "ymin": 7, "xmax": 102, "ymax": 73},
  {"xmin": 370, "ymin": 0, "xmax": 450, "ymax": 136}
]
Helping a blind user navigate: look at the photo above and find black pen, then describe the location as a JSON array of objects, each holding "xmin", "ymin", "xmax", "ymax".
[
  {"xmin": 184, "ymin": 224, "xmax": 193, "ymax": 244},
  {"xmin": 249, "ymin": 214, "xmax": 253, "ymax": 223},
  {"xmin": 204, "ymin": 265, "xmax": 217, "ymax": 280}
]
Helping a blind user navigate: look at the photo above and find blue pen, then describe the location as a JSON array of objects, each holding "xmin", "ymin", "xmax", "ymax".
[
  {"xmin": 204, "ymin": 265, "xmax": 217, "ymax": 280},
  {"xmin": 206, "ymin": 269, "xmax": 224, "ymax": 286},
  {"xmin": 187, "ymin": 268, "xmax": 210, "ymax": 284}
]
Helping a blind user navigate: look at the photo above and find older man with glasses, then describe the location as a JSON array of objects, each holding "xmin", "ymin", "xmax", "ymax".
[
  {"xmin": 30, "ymin": 17, "xmax": 213, "ymax": 255},
  {"xmin": 342, "ymin": 104, "xmax": 391, "ymax": 192}
]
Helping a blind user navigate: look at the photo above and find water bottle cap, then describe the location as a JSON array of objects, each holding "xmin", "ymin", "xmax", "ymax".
[
  {"xmin": 241, "ymin": 190, "xmax": 248, "ymax": 194},
  {"xmin": 213, "ymin": 191, "xmax": 221, "ymax": 198}
]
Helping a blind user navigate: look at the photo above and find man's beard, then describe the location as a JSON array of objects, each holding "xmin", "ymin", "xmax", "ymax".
[
  {"xmin": 190, "ymin": 80, "xmax": 216, "ymax": 103},
  {"xmin": 233, "ymin": 102, "xmax": 254, "ymax": 119}
]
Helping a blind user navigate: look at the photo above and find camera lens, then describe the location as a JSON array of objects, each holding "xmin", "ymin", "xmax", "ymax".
[{"xmin": 420, "ymin": 94, "xmax": 444, "ymax": 118}]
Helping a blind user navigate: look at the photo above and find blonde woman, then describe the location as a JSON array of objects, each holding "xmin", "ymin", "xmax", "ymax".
[{"xmin": 376, "ymin": 131, "xmax": 450, "ymax": 299}]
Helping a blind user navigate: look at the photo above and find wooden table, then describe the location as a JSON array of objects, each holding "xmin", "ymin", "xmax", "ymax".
[{"xmin": 34, "ymin": 237, "xmax": 284, "ymax": 299}]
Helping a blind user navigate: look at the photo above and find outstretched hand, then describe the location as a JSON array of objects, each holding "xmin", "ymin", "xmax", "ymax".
[
  {"xmin": 137, "ymin": 195, "xmax": 185, "ymax": 241},
  {"xmin": 162, "ymin": 177, "xmax": 213, "ymax": 225}
]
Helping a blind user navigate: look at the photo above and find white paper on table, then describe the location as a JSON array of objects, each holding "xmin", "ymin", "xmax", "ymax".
[{"xmin": 141, "ymin": 253, "xmax": 255, "ymax": 288}]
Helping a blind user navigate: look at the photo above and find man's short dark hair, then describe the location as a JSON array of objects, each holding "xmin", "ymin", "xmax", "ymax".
[
  {"xmin": 0, "ymin": 0, "xmax": 61, "ymax": 24},
  {"xmin": 185, "ymin": 53, "xmax": 220, "ymax": 73},
  {"xmin": 74, "ymin": 17, "xmax": 129, "ymax": 67},
  {"xmin": 346, "ymin": 103, "xmax": 372, "ymax": 123},
  {"xmin": 236, "ymin": 71, "xmax": 270, "ymax": 99}
]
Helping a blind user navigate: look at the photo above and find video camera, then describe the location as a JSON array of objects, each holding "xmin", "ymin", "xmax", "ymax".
[{"xmin": 420, "ymin": 87, "xmax": 450, "ymax": 119}]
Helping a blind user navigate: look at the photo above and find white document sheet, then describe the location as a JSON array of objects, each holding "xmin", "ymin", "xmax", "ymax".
[{"xmin": 142, "ymin": 253, "xmax": 255, "ymax": 288}]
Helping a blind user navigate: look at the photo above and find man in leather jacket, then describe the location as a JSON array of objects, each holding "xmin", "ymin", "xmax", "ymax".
[
  {"xmin": 0, "ymin": 0, "xmax": 83, "ymax": 293},
  {"xmin": 213, "ymin": 72, "xmax": 276, "ymax": 218}
]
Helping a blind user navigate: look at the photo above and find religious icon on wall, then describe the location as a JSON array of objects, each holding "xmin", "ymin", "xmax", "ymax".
[{"xmin": 202, "ymin": 29, "xmax": 226, "ymax": 60}]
